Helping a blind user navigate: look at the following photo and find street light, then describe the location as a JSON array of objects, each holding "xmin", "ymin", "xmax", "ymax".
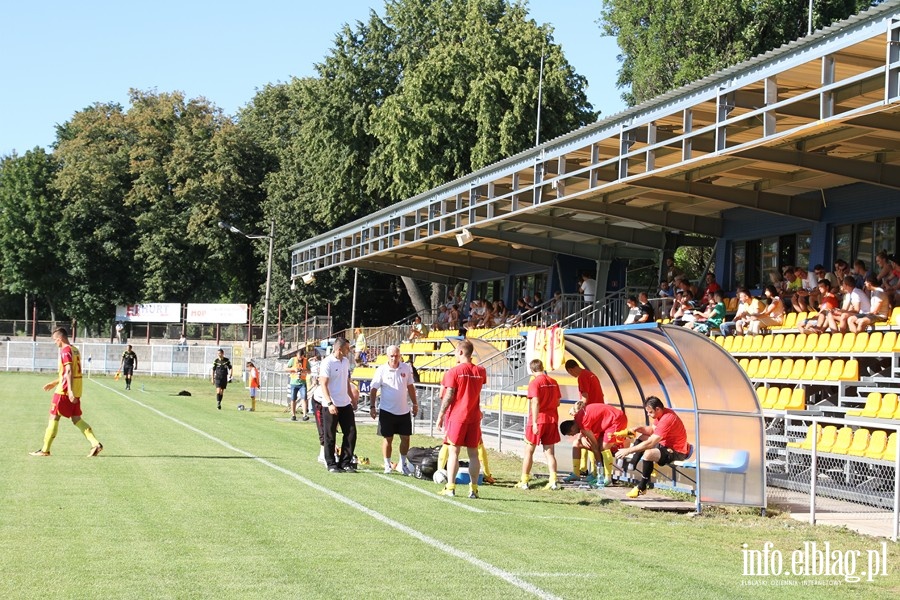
[{"xmin": 219, "ymin": 220, "xmax": 275, "ymax": 359}]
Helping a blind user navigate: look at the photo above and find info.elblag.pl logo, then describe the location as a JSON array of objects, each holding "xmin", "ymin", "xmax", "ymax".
[{"xmin": 741, "ymin": 541, "xmax": 890, "ymax": 585}]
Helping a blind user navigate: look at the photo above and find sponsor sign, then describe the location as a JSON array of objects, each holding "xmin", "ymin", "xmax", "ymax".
[
  {"xmin": 115, "ymin": 303, "xmax": 181, "ymax": 323},
  {"xmin": 186, "ymin": 303, "xmax": 249, "ymax": 324}
]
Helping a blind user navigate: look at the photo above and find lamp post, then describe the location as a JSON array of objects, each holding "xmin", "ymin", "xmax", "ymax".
[{"xmin": 219, "ymin": 219, "xmax": 275, "ymax": 359}]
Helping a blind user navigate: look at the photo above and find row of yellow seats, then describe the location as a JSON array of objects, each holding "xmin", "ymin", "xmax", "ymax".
[
  {"xmin": 351, "ymin": 366, "xmax": 377, "ymax": 380},
  {"xmin": 417, "ymin": 369, "xmax": 446, "ymax": 384},
  {"xmin": 485, "ymin": 394, "xmax": 529, "ymax": 414},
  {"xmin": 787, "ymin": 425, "xmax": 897, "ymax": 461},
  {"xmin": 740, "ymin": 357, "xmax": 858, "ymax": 381},
  {"xmin": 721, "ymin": 331, "xmax": 899, "ymax": 355},
  {"xmin": 846, "ymin": 392, "xmax": 900, "ymax": 419},
  {"xmin": 756, "ymin": 386, "xmax": 805, "ymax": 411},
  {"xmin": 399, "ymin": 341, "xmax": 435, "ymax": 355}
]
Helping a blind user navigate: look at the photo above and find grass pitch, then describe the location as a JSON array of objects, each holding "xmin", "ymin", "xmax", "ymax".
[{"xmin": 2, "ymin": 372, "xmax": 898, "ymax": 599}]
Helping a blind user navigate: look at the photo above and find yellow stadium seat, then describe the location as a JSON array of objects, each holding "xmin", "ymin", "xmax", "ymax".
[
  {"xmin": 840, "ymin": 359, "xmax": 859, "ymax": 381},
  {"xmin": 790, "ymin": 333, "xmax": 807, "ymax": 352},
  {"xmin": 781, "ymin": 312, "xmax": 798, "ymax": 330},
  {"xmin": 846, "ymin": 428, "xmax": 870, "ymax": 457},
  {"xmin": 753, "ymin": 359, "xmax": 770, "ymax": 379},
  {"xmin": 726, "ymin": 297, "xmax": 738, "ymax": 312},
  {"xmin": 780, "ymin": 333, "xmax": 796, "ymax": 353},
  {"xmin": 788, "ymin": 359, "xmax": 806, "ymax": 380},
  {"xmin": 882, "ymin": 432, "xmax": 897, "ymax": 462},
  {"xmin": 714, "ymin": 336, "xmax": 726, "ymax": 347},
  {"xmin": 801, "ymin": 333, "xmax": 818, "ymax": 353},
  {"xmin": 812, "ymin": 358, "xmax": 831, "ymax": 380},
  {"xmin": 839, "ymin": 332, "xmax": 856, "ymax": 353},
  {"xmin": 830, "ymin": 426, "xmax": 854, "ymax": 454},
  {"xmin": 880, "ymin": 331, "xmax": 898, "ymax": 353},
  {"xmin": 738, "ymin": 335, "xmax": 754, "ymax": 353},
  {"xmin": 851, "ymin": 332, "xmax": 870, "ymax": 353},
  {"xmin": 816, "ymin": 426, "xmax": 838, "ymax": 452},
  {"xmin": 755, "ymin": 386, "xmax": 767, "ymax": 404},
  {"xmin": 814, "ymin": 333, "xmax": 831, "ymax": 353},
  {"xmin": 765, "ymin": 358, "xmax": 783, "ymax": 379},
  {"xmin": 865, "ymin": 431, "xmax": 888, "ymax": 459},
  {"xmin": 787, "ymin": 423, "xmax": 819, "ymax": 448},
  {"xmin": 882, "ymin": 306, "xmax": 900, "ymax": 328},
  {"xmin": 846, "ymin": 392, "xmax": 881, "ymax": 417},
  {"xmin": 799, "ymin": 359, "xmax": 818, "ymax": 380},
  {"xmin": 876, "ymin": 393, "xmax": 898, "ymax": 419},
  {"xmin": 826, "ymin": 332, "xmax": 843, "ymax": 352},
  {"xmin": 786, "ymin": 388, "xmax": 806, "ymax": 411},
  {"xmin": 738, "ymin": 358, "xmax": 750, "ymax": 372},
  {"xmin": 763, "ymin": 386, "xmax": 780, "ymax": 409},
  {"xmin": 865, "ymin": 331, "xmax": 883, "ymax": 353},
  {"xmin": 776, "ymin": 358, "xmax": 794, "ymax": 379},
  {"xmin": 774, "ymin": 387, "xmax": 793, "ymax": 410},
  {"xmin": 759, "ymin": 334, "xmax": 774, "ymax": 353},
  {"xmin": 722, "ymin": 336, "xmax": 735, "ymax": 352},
  {"xmin": 748, "ymin": 335, "xmax": 764, "ymax": 353},
  {"xmin": 826, "ymin": 359, "xmax": 844, "ymax": 381},
  {"xmin": 769, "ymin": 334, "xmax": 786, "ymax": 353},
  {"xmin": 801, "ymin": 424, "xmax": 825, "ymax": 450},
  {"xmin": 746, "ymin": 358, "xmax": 760, "ymax": 378}
]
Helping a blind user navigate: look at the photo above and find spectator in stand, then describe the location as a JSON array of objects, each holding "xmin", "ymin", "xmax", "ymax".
[
  {"xmin": 828, "ymin": 275, "xmax": 871, "ymax": 333},
  {"xmin": 637, "ymin": 292, "xmax": 655, "ymax": 323},
  {"xmin": 720, "ymin": 288, "xmax": 763, "ymax": 336},
  {"xmin": 408, "ymin": 315, "xmax": 429, "ymax": 340},
  {"xmin": 477, "ymin": 300, "xmax": 494, "ymax": 328},
  {"xmin": 548, "ymin": 291, "xmax": 564, "ymax": 323},
  {"xmin": 852, "ymin": 259, "xmax": 873, "ymax": 291},
  {"xmin": 833, "ymin": 259, "xmax": 851, "ymax": 287},
  {"xmin": 798, "ymin": 280, "xmax": 839, "ymax": 334},
  {"xmin": 435, "ymin": 305, "xmax": 450, "ymax": 330},
  {"xmin": 448, "ymin": 304, "xmax": 460, "ymax": 331},
  {"xmin": 579, "ymin": 271, "xmax": 597, "ymax": 304},
  {"xmin": 492, "ymin": 300, "xmax": 508, "ymax": 326},
  {"xmin": 657, "ymin": 280, "xmax": 673, "ymax": 298},
  {"xmin": 687, "ymin": 290, "xmax": 726, "ymax": 336},
  {"xmin": 670, "ymin": 289, "xmax": 698, "ymax": 327},
  {"xmin": 784, "ymin": 266, "xmax": 805, "ymax": 312},
  {"xmin": 623, "ymin": 296, "xmax": 641, "ymax": 325},
  {"xmin": 532, "ymin": 291, "xmax": 543, "ymax": 307},
  {"xmin": 746, "ymin": 284, "xmax": 785, "ymax": 335},
  {"xmin": 664, "ymin": 257, "xmax": 683, "ymax": 284},
  {"xmin": 848, "ymin": 273, "xmax": 891, "ymax": 332},
  {"xmin": 878, "ymin": 253, "xmax": 900, "ymax": 306},
  {"xmin": 700, "ymin": 273, "xmax": 722, "ymax": 308}
]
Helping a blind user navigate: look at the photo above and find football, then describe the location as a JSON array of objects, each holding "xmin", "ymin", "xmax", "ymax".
[{"xmin": 432, "ymin": 469, "xmax": 448, "ymax": 484}]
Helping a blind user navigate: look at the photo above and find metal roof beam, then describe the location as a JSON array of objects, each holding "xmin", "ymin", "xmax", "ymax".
[
  {"xmin": 633, "ymin": 176, "xmax": 822, "ymax": 220},
  {"xmin": 505, "ymin": 213, "xmax": 667, "ymax": 249},
  {"xmin": 735, "ymin": 147, "xmax": 900, "ymax": 190},
  {"xmin": 468, "ymin": 227, "xmax": 614, "ymax": 260},
  {"xmin": 353, "ymin": 258, "xmax": 470, "ymax": 282},
  {"xmin": 397, "ymin": 247, "xmax": 510, "ymax": 274},
  {"xmin": 560, "ymin": 198, "xmax": 723, "ymax": 237},
  {"xmin": 426, "ymin": 237, "xmax": 556, "ymax": 265}
]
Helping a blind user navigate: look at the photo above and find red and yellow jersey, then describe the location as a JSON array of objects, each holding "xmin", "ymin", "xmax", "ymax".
[
  {"xmin": 55, "ymin": 344, "xmax": 83, "ymax": 398},
  {"xmin": 248, "ymin": 366, "xmax": 260, "ymax": 389}
]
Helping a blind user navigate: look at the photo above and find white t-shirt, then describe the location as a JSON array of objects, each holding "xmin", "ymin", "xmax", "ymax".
[
  {"xmin": 847, "ymin": 287, "xmax": 871, "ymax": 314},
  {"xmin": 580, "ymin": 278, "xmax": 597, "ymax": 302},
  {"xmin": 315, "ymin": 354, "xmax": 351, "ymax": 407},
  {"xmin": 370, "ymin": 362, "xmax": 414, "ymax": 415}
]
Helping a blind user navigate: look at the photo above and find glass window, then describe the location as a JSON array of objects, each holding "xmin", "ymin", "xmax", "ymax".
[
  {"xmin": 833, "ymin": 224, "xmax": 852, "ymax": 265},
  {"xmin": 733, "ymin": 243, "xmax": 745, "ymax": 290},
  {"xmin": 795, "ymin": 232, "xmax": 811, "ymax": 271},
  {"xmin": 873, "ymin": 218, "xmax": 896, "ymax": 257},
  {"xmin": 760, "ymin": 237, "xmax": 778, "ymax": 286}
]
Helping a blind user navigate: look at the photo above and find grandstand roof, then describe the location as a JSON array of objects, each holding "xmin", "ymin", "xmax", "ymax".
[{"xmin": 291, "ymin": 0, "xmax": 900, "ymax": 284}]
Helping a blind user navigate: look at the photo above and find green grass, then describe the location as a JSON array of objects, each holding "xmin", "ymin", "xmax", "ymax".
[{"xmin": 2, "ymin": 372, "xmax": 898, "ymax": 599}]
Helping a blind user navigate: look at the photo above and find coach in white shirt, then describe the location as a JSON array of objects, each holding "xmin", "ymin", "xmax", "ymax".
[
  {"xmin": 320, "ymin": 338, "xmax": 358, "ymax": 473},
  {"xmin": 369, "ymin": 345, "xmax": 418, "ymax": 475}
]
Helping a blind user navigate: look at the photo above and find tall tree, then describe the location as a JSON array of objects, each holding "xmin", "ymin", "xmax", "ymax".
[{"xmin": 601, "ymin": 0, "xmax": 880, "ymax": 105}]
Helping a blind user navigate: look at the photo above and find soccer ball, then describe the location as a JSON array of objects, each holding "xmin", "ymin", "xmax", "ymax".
[{"xmin": 433, "ymin": 469, "xmax": 448, "ymax": 484}]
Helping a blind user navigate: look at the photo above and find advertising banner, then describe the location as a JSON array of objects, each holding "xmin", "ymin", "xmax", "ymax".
[
  {"xmin": 186, "ymin": 303, "xmax": 249, "ymax": 324},
  {"xmin": 115, "ymin": 303, "xmax": 182, "ymax": 323}
]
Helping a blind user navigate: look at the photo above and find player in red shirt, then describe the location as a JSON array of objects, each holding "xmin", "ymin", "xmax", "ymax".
[
  {"xmin": 560, "ymin": 403, "xmax": 628, "ymax": 487},
  {"xmin": 564, "ymin": 359, "xmax": 604, "ymax": 478},
  {"xmin": 515, "ymin": 359, "xmax": 562, "ymax": 490},
  {"xmin": 30, "ymin": 327, "xmax": 103, "ymax": 457},
  {"xmin": 246, "ymin": 361, "xmax": 260, "ymax": 412},
  {"xmin": 615, "ymin": 396, "xmax": 690, "ymax": 498},
  {"xmin": 437, "ymin": 339, "xmax": 487, "ymax": 499}
]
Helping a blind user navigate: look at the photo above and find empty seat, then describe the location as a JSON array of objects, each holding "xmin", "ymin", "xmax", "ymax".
[
  {"xmin": 826, "ymin": 333, "xmax": 843, "ymax": 352},
  {"xmin": 774, "ymin": 387, "xmax": 794, "ymax": 410},
  {"xmin": 814, "ymin": 333, "xmax": 831, "ymax": 353},
  {"xmin": 846, "ymin": 428, "xmax": 871, "ymax": 457},
  {"xmin": 763, "ymin": 386, "xmax": 780, "ymax": 409},
  {"xmin": 882, "ymin": 432, "xmax": 897, "ymax": 462},
  {"xmin": 839, "ymin": 332, "xmax": 856, "ymax": 353},
  {"xmin": 765, "ymin": 358, "xmax": 783, "ymax": 379},
  {"xmin": 722, "ymin": 336, "xmax": 735, "ymax": 352},
  {"xmin": 865, "ymin": 332, "xmax": 883, "ymax": 353},
  {"xmin": 769, "ymin": 334, "xmax": 786, "ymax": 353},
  {"xmin": 801, "ymin": 333, "xmax": 818, "ymax": 353},
  {"xmin": 714, "ymin": 335, "xmax": 726, "ymax": 347},
  {"xmin": 876, "ymin": 393, "xmax": 898, "ymax": 419},
  {"xmin": 738, "ymin": 358, "xmax": 750, "ymax": 372},
  {"xmin": 756, "ymin": 385, "xmax": 767, "ymax": 404},
  {"xmin": 790, "ymin": 333, "xmax": 807, "ymax": 352},
  {"xmin": 799, "ymin": 359, "xmax": 818, "ymax": 380},
  {"xmin": 780, "ymin": 333, "xmax": 796, "ymax": 353},
  {"xmin": 759, "ymin": 335, "xmax": 774, "ymax": 353},
  {"xmin": 745, "ymin": 358, "xmax": 760, "ymax": 378},
  {"xmin": 781, "ymin": 312, "xmax": 798, "ymax": 330},
  {"xmin": 738, "ymin": 335, "xmax": 754, "ymax": 353},
  {"xmin": 788, "ymin": 359, "xmax": 806, "ymax": 380},
  {"xmin": 840, "ymin": 359, "xmax": 859, "ymax": 381},
  {"xmin": 812, "ymin": 358, "xmax": 831, "ymax": 380},
  {"xmin": 787, "ymin": 423, "xmax": 819, "ymax": 449},
  {"xmin": 879, "ymin": 331, "xmax": 897, "ymax": 353},
  {"xmin": 826, "ymin": 359, "xmax": 845, "ymax": 381},
  {"xmin": 865, "ymin": 430, "xmax": 888, "ymax": 459},
  {"xmin": 882, "ymin": 306, "xmax": 900, "ymax": 328},
  {"xmin": 800, "ymin": 424, "xmax": 824, "ymax": 450},
  {"xmin": 816, "ymin": 426, "xmax": 839, "ymax": 452},
  {"xmin": 830, "ymin": 426, "xmax": 855, "ymax": 454},
  {"xmin": 776, "ymin": 358, "xmax": 794, "ymax": 379},
  {"xmin": 847, "ymin": 392, "xmax": 881, "ymax": 417},
  {"xmin": 786, "ymin": 388, "xmax": 806, "ymax": 411},
  {"xmin": 755, "ymin": 359, "xmax": 771, "ymax": 379},
  {"xmin": 852, "ymin": 332, "xmax": 870, "ymax": 353},
  {"xmin": 748, "ymin": 335, "xmax": 764, "ymax": 353}
]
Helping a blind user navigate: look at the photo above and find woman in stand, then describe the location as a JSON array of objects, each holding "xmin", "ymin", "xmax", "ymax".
[{"xmin": 746, "ymin": 285, "xmax": 785, "ymax": 335}]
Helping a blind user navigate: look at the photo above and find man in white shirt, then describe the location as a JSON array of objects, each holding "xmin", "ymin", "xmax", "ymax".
[
  {"xmin": 369, "ymin": 345, "xmax": 419, "ymax": 475},
  {"xmin": 318, "ymin": 338, "xmax": 358, "ymax": 472},
  {"xmin": 848, "ymin": 273, "xmax": 889, "ymax": 333},
  {"xmin": 579, "ymin": 271, "xmax": 597, "ymax": 304},
  {"xmin": 831, "ymin": 275, "xmax": 871, "ymax": 334}
]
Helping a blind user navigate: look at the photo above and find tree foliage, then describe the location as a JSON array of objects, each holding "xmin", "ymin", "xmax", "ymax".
[{"xmin": 601, "ymin": 0, "xmax": 880, "ymax": 105}]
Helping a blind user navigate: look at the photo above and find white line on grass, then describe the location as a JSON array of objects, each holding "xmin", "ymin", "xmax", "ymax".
[
  {"xmin": 514, "ymin": 573, "xmax": 595, "ymax": 578},
  {"xmin": 370, "ymin": 472, "xmax": 486, "ymax": 513},
  {"xmin": 92, "ymin": 381, "xmax": 563, "ymax": 600}
]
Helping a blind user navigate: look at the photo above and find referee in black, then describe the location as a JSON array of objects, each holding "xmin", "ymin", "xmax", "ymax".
[
  {"xmin": 120, "ymin": 344, "xmax": 138, "ymax": 390},
  {"xmin": 211, "ymin": 349, "xmax": 233, "ymax": 410}
]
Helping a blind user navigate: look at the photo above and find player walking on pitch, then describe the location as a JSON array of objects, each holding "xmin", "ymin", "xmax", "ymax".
[
  {"xmin": 120, "ymin": 344, "xmax": 138, "ymax": 390},
  {"xmin": 30, "ymin": 327, "xmax": 103, "ymax": 457},
  {"xmin": 211, "ymin": 349, "xmax": 233, "ymax": 410}
]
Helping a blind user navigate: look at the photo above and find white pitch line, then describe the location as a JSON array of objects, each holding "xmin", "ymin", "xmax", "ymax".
[
  {"xmin": 370, "ymin": 472, "xmax": 486, "ymax": 513},
  {"xmin": 514, "ymin": 573, "xmax": 594, "ymax": 578},
  {"xmin": 91, "ymin": 381, "xmax": 562, "ymax": 600}
]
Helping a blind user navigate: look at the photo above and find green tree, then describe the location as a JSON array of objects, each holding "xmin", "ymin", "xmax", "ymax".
[
  {"xmin": 601, "ymin": 0, "xmax": 880, "ymax": 105},
  {"xmin": 0, "ymin": 148, "xmax": 66, "ymax": 320}
]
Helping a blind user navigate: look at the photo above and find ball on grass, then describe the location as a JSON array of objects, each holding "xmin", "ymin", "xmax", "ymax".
[{"xmin": 433, "ymin": 469, "xmax": 448, "ymax": 484}]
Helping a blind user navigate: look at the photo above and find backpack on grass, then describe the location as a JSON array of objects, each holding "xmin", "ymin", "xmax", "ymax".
[{"xmin": 406, "ymin": 445, "xmax": 441, "ymax": 479}]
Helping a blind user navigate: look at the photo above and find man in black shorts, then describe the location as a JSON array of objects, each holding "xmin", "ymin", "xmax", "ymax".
[
  {"xmin": 120, "ymin": 344, "xmax": 138, "ymax": 390},
  {"xmin": 368, "ymin": 344, "xmax": 418, "ymax": 475},
  {"xmin": 210, "ymin": 349, "xmax": 233, "ymax": 410}
]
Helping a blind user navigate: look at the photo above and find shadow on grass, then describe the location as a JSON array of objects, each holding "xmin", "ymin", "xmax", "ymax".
[{"xmin": 103, "ymin": 455, "xmax": 268, "ymax": 459}]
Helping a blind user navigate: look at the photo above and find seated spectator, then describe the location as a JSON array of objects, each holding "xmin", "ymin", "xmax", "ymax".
[
  {"xmin": 852, "ymin": 259, "xmax": 873, "ymax": 291},
  {"xmin": 746, "ymin": 285, "xmax": 784, "ymax": 335},
  {"xmin": 797, "ymin": 280, "xmax": 838, "ymax": 334},
  {"xmin": 700, "ymin": 272, "xmax": 722, "ymax": 307},
  {"xmin": 833, "ymin": 259, "xmax": 850, "ymax": 287},
  {"xmin": 657, "ymin": 280, "xmax": 673, "ymax": 298},
  {"xmin": 448, "ymin": 304, "xmax": 460, "ymax": 331},
  {"xmin": 477, "ymin": 301, "xmax": 494, "ymax": 328},
  {"xmin": 624, "ymin": 296, "xmax": 641, "ymax": 324},
  {"xmin": 664, "ymin": 257, "xmax": 683, "ymax": 284},
  {"xmin": 686, "ymin": 290, "xmax": 726, "ymax": 336},
  {"xmin": 434, "ymin": 305, "xmax": 450, "ymax": 330},
  {"xmin": 848, "ymin": 273, "xmax": 890, "ymax": 332},
  {"xmin": 720, "ymin": 288, "xmax": 763, "ymax": 336},
  {"xmin": 492, "ymin": 300, "xmax": 509, "ymax": 326},
  {"xmin": 784, "ymin": 267, "xmax": 804, "ymax": 311},
  {"xmin": 637, "ymin": 292, "xmax": 655, "ymax": 323},
  {"xmin": 827, "ymin": 275, "xmax": 871, "ymax": 333},
  {"xmin": 408, "ymin": 315, "xmax": 429, "ymax": 340},
  {"xmin": 547, "ymin": 291, "xmax": 564, "ymax": 323},
  {"xmin": 671, "ymin": 290, "xmax": 698, "ymax": 326}
]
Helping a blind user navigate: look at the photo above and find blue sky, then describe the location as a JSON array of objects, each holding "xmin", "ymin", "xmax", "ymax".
[{"xmin": 0, "ymin": 0, "xmax": 626, "ymax": 157}]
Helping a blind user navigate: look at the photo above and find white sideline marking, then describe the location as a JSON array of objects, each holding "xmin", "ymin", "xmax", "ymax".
[
  {"xmin": 370, "ymin": 472, "xmax": 486, "ymax": 513},
  {"xmin": 515, "ymin": 573, "xmax": 594, "ymax": 578},
  {"xmin": 92, "ymin": 381, "xmax": 561, "ymax": 600}
]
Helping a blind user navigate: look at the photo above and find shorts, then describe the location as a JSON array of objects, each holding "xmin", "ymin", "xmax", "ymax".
[
  {"xmin": 214, "ymin": 377, "xmax": 228, "ymax": 390},
  {"xmin": 525, "ymin": 421, "xmax": 560, "ymax": 446},
  {"xmin": 122, "ymin": 366, "xmax": 134, "ymax": 376},
  {"xmin": 50, "ymin": 393, "xmax": 82, "ymax": 419},
  {"xmin": 249, "ymin": 387, "xmax": 258, "ymax": 398},
  {"xmin": 656, "ymin": 445, "xmax": 689, "ymax": 467},
  {"xmin": 377, "ymin": 410, "xmax": 412, "ymax": 437},
  {"xmin": 290, "ymin": 381, "xmax": 307, "ymax": 402},
  {"xmin": 444, "ymin": 419, "xmax": 481, "ymax": 448},
  {"xmin": 857, "ymin": 313, "xmax": 888, "ymax": 323}
]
